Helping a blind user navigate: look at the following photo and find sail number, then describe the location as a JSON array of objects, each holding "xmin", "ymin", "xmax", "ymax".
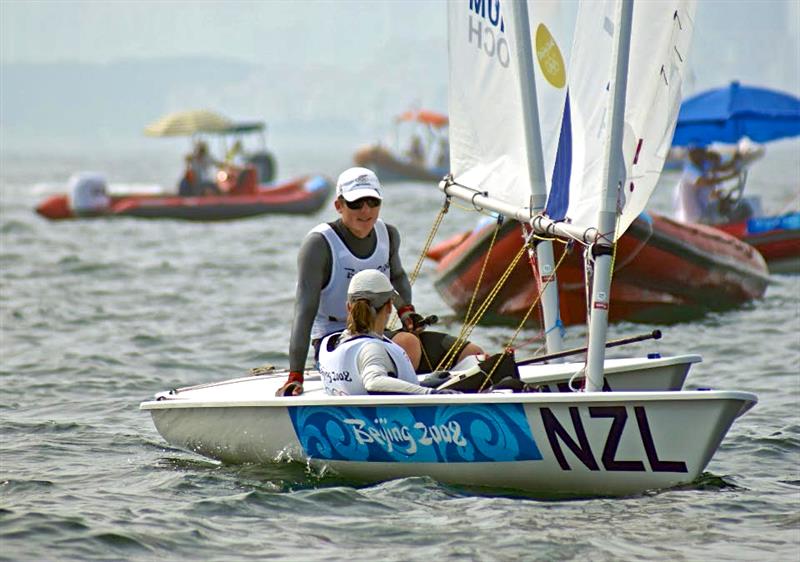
[{"xmin": 540, "ymin": 405, "xmax": 688, "ymax": 473}]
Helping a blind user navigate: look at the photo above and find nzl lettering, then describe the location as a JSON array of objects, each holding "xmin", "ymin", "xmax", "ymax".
[{"xmin": 540, "ymin": 406, "xmax": 688, "ymax": 473}]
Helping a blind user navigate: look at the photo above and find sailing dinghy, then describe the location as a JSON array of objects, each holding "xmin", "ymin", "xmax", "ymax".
[
  {"xmin": 141, "ymin": 0, "xmax": 756, "ymax": 497},
  {"xmin": 141, "ymin": 372, "xmax": 752, "ymax": 497}
]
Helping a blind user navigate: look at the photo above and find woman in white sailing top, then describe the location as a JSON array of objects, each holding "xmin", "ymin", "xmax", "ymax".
[{"xmin": 318, "ymin": 269, "xmax": 457, "ymax": 396}]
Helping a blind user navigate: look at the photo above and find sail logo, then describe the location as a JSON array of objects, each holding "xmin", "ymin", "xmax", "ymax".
[
  {"xmin": 535, "ymin": 24, "xmax": 566, "ymax": 88},
  {"xmin": 289, "ymin": 403, "xmax": 542, "ymax": 463},
  {"xmin": 467, "ymin": 0, "xmax": 509, "ymax": 68}
]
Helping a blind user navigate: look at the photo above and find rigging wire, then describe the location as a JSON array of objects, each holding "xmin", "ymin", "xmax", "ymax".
[
  {"xmin": 387, "ymin": 194, "xmax": 451, "ymax": 331},
  {"xmin": 477, "ymin": 233, "xmax": 572, "ymax": 387},
  {"xmin": 436, "ymin": 232, "xmax": 530, "ymax": 372},
  {"xmin": 433, "ymin": 214, "xmax": 506, "ymax": 371}
]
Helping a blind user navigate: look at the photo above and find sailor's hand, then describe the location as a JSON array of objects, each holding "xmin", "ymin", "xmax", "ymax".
[
  {"xmin": 276, "ymin": 371, "xmax": 304, "ymax": 397},
  {"xmin": 398, "ymin": 305, "xmax": 426, "ymax": 334}
]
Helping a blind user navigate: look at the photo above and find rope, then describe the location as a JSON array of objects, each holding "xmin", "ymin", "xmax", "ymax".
[
  {"xmin": 476, "ymin": 235, "xmax": 573, "ymax": 387},
  {"xmin": 505, "ymin": 239, "xmax": 571, "ymax": 350},
  {"xmin": 460, "ymin": 217, "xmax": 503, "ymax": 334},
  {"xmin": 387, "ymin": 195, "xmax": 451, "ymax": 331},
  {"xmin": 432, "ymin": 216, "xmax": 504, "ymax": 371},
  {"xmin": 408, "ymin": 196, "xmax": 451, "ymax": 286},
  {"xmin": 436, "ymin": 231, "xmax": 530, "ymax": 372},
  {"xmin": 521, "ymin": 223, "xmax": 547, "ymax": 347}
]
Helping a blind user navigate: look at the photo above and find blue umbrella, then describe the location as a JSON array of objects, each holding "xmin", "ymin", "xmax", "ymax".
[{"xmin": 672, "ymin": 81, "xmax": 800, "ymax": 146}]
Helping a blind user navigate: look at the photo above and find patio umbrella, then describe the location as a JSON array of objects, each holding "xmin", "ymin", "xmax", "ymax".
[
  {"xmin": 672, "ymin": 81, "xmax": 800, "ymax": 146},
  {"xmin": 144, "ymin": 109, "xmax": 233, "ymax": 137}
]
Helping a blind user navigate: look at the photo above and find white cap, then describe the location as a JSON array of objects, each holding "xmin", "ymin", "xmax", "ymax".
[
  {"xmin": 348, "ymin": 269, "xmax": 397, "ymax": 308},
  {"xmin": 336, "ymin": 167, "xmax": 383, "ymax": 202}
]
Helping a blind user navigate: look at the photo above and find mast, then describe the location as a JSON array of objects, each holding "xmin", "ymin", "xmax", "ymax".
[
  {"xmin": 585, "ymin": 0, "xmax": 634, "ymax": 392},
  {"xmin": 507, "ymin": 0, "xmax": 564, "ymax": 356}
]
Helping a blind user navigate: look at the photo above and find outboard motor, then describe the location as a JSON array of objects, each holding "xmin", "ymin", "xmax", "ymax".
[
  {"xmin": 69, "ymin": 172, "xmax": 110, "ymax": 215},
  {"xmin": 246, "ymin": 151, "xmax": 276, "ymax": 183}
]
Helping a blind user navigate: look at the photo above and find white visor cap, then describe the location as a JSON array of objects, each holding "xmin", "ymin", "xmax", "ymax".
[
  {"xmin": 336, "ymin": 167, "xmax": 383, "ymax": 202},
  {"xmin": 347, "ymin": 269, "xmax": 397, "ymax": 309}
]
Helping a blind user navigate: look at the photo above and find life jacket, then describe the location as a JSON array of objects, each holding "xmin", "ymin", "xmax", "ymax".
[
  {"xmin": 318, "ymin": 332, "xmax": 418, "ymax": 395},
  {"xmin": 311, "ymin": 220, "xmax": 391, "ymax": 339}
]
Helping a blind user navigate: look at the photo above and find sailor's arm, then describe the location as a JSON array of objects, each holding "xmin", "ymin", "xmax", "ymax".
[
  {"xmin": 287, "ymin": 232, "xmax": 331, "ymax": 374},
  {"xmin": 700, "ymin": 153, "xmax": 743, "ymax": 187},
  {"xmin": 357, "ymin": 342, "xmax": 431, "ymax": 395},
  {"xmin": 386, "ymin": 224, "xmax": 412, "ymax": 307}
]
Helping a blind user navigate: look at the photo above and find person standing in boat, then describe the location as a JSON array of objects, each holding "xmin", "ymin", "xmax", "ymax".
[
  {"xmin": 318, "ymin": 269, "xmax": 459, "ymax": 396},
  {"xmin": 179, "ymin": 141, "xmax": 220, "ymax": 196},
  {"xmin": 406, "ymin": 134, "xmax": 425, "ymax": 165},
  {"xmin": 673, "ymin": 145, "xmax": 743, "ymax": 224},
  {"xmin": 277, "ymin": 166, "xmax": 483, "ymax": 396},
  {"xmin": 225, "ymin": 139, "xmax": 247, "ymax": 167}
]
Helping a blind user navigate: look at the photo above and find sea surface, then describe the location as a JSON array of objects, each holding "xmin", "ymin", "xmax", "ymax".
[{"xmin": 1, "ymin": 144, "xmax": 798, "ymax": 561}]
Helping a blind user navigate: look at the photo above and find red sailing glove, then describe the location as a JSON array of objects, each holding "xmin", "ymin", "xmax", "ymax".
[{"xmin": 275, "ymin": 371, "xmax": 304, "ymax": 397}]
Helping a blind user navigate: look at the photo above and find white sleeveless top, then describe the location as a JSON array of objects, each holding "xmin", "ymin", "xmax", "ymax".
[
  {"xmin": 311, "ymin": 220, "xmax": 391, "ymax": 339},
  {"xmin": 318, "ymin": 332, "xmax": 418, "ymax": 395}
]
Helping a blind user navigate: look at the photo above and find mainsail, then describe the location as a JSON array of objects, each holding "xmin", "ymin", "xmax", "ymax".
[
  {"xmin": 448, "ymin": 0, "xmax": 581, "ymax": 356},
  {"xmin": 447, "ymin": 0, "xmax": 576, "ymax": 213},
  {"xmin": 447, "ymin": 0, "xmax": 695, "ymax": 242}
]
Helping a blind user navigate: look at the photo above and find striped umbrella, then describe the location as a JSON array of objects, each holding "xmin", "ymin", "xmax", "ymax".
[{"xmin": 144, "ymin": 110, "xmax": 233, "ymax": 137}]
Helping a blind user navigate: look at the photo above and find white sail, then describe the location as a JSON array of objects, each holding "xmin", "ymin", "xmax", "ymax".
[
  {"xmin": 447, "ymin": 0, "xmax": 576, "ymax": 212},
  {"xmin": 447, "ymin": 1, "xmax": 527, "ymax": 210},
  {"xmin": 547, "ymin": 0, "xmax": 695, "ymax": 238}
]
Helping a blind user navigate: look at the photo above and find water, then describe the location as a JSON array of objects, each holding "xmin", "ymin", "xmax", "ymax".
[{"xmin": 1, "ymin": 145, "xmax": 798, "ymax": 561}]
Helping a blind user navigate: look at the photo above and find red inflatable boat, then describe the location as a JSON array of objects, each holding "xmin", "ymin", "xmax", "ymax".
[
  {"xmin": 428, "ymin": 212, "xmax": 770, "ymax": 327},
  {"xmin": 36, "ymin": 166, "xmax": 332, "ymax": 221}
]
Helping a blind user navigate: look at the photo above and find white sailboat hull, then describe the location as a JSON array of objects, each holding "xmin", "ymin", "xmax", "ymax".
[{"xmin": 141, "ymin": 359, "xmax": 751, "ymax": 498}]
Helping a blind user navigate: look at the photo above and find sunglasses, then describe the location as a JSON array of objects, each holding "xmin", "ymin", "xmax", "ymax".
[{"xmin": 343, "ymin": 197, "xmax": 382, "ymax": 210}]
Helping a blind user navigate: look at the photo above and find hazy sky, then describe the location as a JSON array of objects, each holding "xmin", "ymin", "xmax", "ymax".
[
  {"xmin": 0, "ymin": 2, "xmax": 442, "ymax": 71},
  {"xmin": 1, "ymin": 0, "xmax": 798, "ymax": 96}
]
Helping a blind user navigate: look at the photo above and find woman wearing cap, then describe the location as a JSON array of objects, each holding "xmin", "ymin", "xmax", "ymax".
[
  {"xmin": 279, "ymin": 166, "xmax": 482, "ymax": 397},
  {"xmin": 317, "ymin": 270, "xmax": 457, "ymax": 396}
]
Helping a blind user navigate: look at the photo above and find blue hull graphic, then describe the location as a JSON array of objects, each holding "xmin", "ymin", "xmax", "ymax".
[{"xmin": 289, "ymin": 403, "xmax": 542, "ymax": 463}]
